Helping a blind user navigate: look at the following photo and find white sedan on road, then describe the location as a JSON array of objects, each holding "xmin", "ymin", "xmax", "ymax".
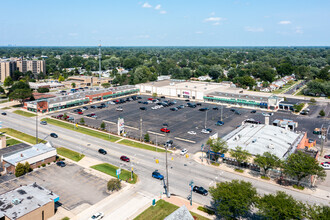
[
  {"xmin": 180, "ymin": 148, "xmax": 188, "ymax": 155},
  {"xmin": 201, "ymin": 129, "xmax": 210, "ymax": 134},
  {"xmin": 187, "ymin": 131, "xmax": 196, "ymax": 135},
  {"xmin": 89, "ymin": 212, "xmax": 104, "ymax": 220}
]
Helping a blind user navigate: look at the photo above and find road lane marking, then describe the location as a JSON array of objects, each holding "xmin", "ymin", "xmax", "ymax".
[{"xmin": 147, "ymin": 131, "xmax": 165, "ymax": 136}]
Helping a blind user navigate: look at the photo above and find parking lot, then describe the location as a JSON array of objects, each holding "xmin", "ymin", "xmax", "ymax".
[
  {"xmin": 49, "ymin": 95, "xmax": 328, "ymax": 153},
  {"xmin": 0, "ymin": 163, "xmax": 108, "ymax": 210}
]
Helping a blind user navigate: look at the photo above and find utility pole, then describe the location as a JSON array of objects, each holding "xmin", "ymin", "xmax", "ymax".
[
  {"xmin": 36, "ymin": 103, "xmax": 38, "ymax": 144},
  {"xmin": 164, "ymin": 124, "xmax": 170, "ymax": 198},
  {"xmin": 189, "ymin": 180, "xmax": 194, "ymax": 206},
  {"xmin": 140, "ymin": 115, "xmax": 143, "ymax": 141},
  {"xmin": 204, "ymin": 110, "xmax": 208, "ymax": 129},
  {"xmin": 98, "ymin": 44, "xmax": 102, "ymax": 80},
  {"xmin": 320, "ymin": 124, "xmax": 329, "ymax": 156},
  {"xmin": 220, "ymin": 105, "xmax": 223, "ymax": 121}
]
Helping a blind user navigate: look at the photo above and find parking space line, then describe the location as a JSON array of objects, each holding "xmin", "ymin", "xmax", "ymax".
[
  {"xmin": 174, "ymin": 137, "xmax": 196, "ymax": 143},
  {"xmin": 147, "ymin": 131, "xmax": 165, "ymax": 136},
  {"xmin": 102, "ymin": 120, "xmax": 116, "ymax": 125}
]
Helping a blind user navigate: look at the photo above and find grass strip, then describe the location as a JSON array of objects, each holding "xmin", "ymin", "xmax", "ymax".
[
  {"xmin": 0, "ymin": 100, "xmax": 9, "ymax": 104},
  {"xmin": 41, "ymin": 118, "xmax": 120, "ymax": 142},
  {"xmin": 6, "ymin": 138, "xmax": 22, "ymax": 146},
  {"xmin": 118, "ymin": 139, "xmax": 166, "ymax": 152},
  {"xmin": 13, "ymin": 110, "xmax": 36, "ymax": 117},
  {"xmin": 91, "ymin": 163, "xmax": 138, "ymax": 184},
  {"xmin": 0, "ymin": 128, "xmax": 46, "ymax": 144},
  {"xmin": 1, "ymin": 107, "xmax": 11, "ymax": 110},
  {"xmin": 134, "ymin": 199, "xmax": 210, "ymax": 220},
  {"xmin": 56, "ymin": 147, "xmax": 85, "ymax": 162}
]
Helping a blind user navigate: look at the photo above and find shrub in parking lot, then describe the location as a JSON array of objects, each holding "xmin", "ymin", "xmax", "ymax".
[
  {"xmin": 80, "ymin": 118, "xmax": 85, "ymax": 124},
  {"xmin": 107, "ymin": 179, "xmax": 122, "ymax": 193},
  {"xmin": 63, "ymin": 113, "xmax": 67, "ymax": 120},
  {"xmin": 100, "ymin": 122, "xmax": 106, "ymax": 130},
  {"xmin": 144, "ymin": 133, "xmax": 150, "ymax": 142},
  {"xmin": 15, "ymin": 162, "xmax": 27, "ymax": 177},
  {"xmin": 41, "ymin": 163, "xmax": 46, "ymax": 167},
  {"xmin": 319, "ymin": 109, "xmax": 325, "ymax": 117}
]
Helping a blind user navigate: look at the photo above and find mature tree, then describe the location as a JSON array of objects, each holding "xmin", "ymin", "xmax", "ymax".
[
  {"xmin": 305, "ymin": 204, "xmax": 330, "ymax": 220},
  {"xmin": 58, "ymin": 75, "xmax": 65, "ymax": 82},
  {"xmin": 144, "ymin": 133, "xmax": 150, "ymax": 142},
  {"xmin": 207, "ymin": 138, "xmax": 228, "ymax": 161},
  {"xmin": 37, "ymin": 87, "xmax": 49, "ymax": 93},
  {"xmin": 80, "ymin": 118, "xmax": 85, "ymax": 124},
  {"xmin": 100, "ymin": 122, "xmax": 106, "ymax": 130},
  {"xmin": 283, "ymin": 151, "xmax": 326, "ymax": 186},
  {"xmin": 24, "ymin": 162, "xmax": 31, "ymax": 173},
  {"xmin": 257, "ymin": 191, "xmax": 305, "ymax": 219},
  {"xmin": 107, "ymin": 179, "xmax": 122, "ymax": 192},
  {"xmin": 254, "ymin": 152, "xmax": 280, "ymax": 176},
  {"xmin": 152, "ymin": 93, "xmax": 157, "ymax": 98},
  {"xmin": 3, "ymin": 76, "xmax": 14, "ymax": 87},
  {"xmin": 15, "ymin": 162, "xmax": 27, "ymax": 177},
  {"xmin": 71, "ymin": 82, "xmax": 76, "ymax": 88},
  {"xmin": 210, "ymin": 180, "xmax": 258, "ymax": 219},
  {"xmin": 8, "ymin": 89, "xmax": 32, "ymax": 104},
  {"xmin": 293, "ymin": 103, "xmax": 305, "ymax": 112},
  {"xmin": 319, "ymin": 109, "xmax": 326, "ymax": 117},
  {"xmin": 101, "ymin": 83, "xmax": 110, "ymax": 88},
  {"xmin": 209, "ymin": 65, "xmax": 223, "ymax": 79},
  {"xmin": 0, "ymin": 86, "xmax": 5, "ymax": 94},
  {"xmin": 230, "ymin": 146, "xmax": 251, "ymax": 165}
]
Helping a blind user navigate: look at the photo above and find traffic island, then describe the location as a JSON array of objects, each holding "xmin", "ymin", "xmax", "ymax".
[{"xmin": 91, "ymin": 163, "xmax": 138, "ymax": 184}]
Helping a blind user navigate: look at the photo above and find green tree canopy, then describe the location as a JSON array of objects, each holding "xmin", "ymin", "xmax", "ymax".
[
  {"xmin": 210, "ymin": 180, "xmax": 258, "ymax": 219},
  {"xmin": 230, "ymin": 146, "xmax": 251, "ymax": 164},
  {"xmin": 254, "ymin": 152, "xmax": 280, "ymax": 176},
  {"xmin": 58, "ymin": 75, "xmax": 65, "ymax": 82},
  {"xmin": 257, "ymin": 191, "xmax": 305, "ymax": 219},
  {"xmin": 305, "ymin": 204, "xmax": 330, "ymax": 220},
  {"xmin": 3, "ymin": 76, "xmax": 14, "ymax": 87},
  {"xmin": 8, "ymin": 89, "xmax": 32, "ymax": 104},
  {"xmin": 100, "ymin": 122, "xmax": 106, "ymax": 130},
  {"xmin": 101, "ymin": 83, "xmax": 110, "ymax": 88},
  {"xmin": 37, "ymin": 87, "xmax": 50, "ymax": 93},
  {"xmin": 283, "ymin": 151, "xmax": 326, "ymax": 186},
  {"xmin": 107, "ymin": 179, "xmax": 122, "ymax": 192}
]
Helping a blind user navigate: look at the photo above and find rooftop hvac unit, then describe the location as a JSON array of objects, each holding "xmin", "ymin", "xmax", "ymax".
[{"xmin": 267, "ymin": 144, "xmax": 274, "ymax": 149}]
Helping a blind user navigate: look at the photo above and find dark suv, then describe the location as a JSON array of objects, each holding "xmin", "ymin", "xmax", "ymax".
[
  {"xmin": 193, "ymin": 186, "xmax": 208, "ymax": 196},
  {"xmin": 98, "ymin": 149, "xmax": 107, "ymax": 155}
]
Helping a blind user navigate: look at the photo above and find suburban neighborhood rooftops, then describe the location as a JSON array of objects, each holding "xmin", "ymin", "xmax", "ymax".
[
  {"xmin": 3, "ymin": 143, "xmax": 56, "ymax": 166},
  {"xmin": 0, "ymin": 183, "xmax": 58, "ymax": 220},
  {"xmin": 222, "ymin": 124, "xmax": 304, "ymax": 158}
]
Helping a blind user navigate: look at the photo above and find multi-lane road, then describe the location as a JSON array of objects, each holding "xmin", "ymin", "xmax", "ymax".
[{"xmin": 0, "ymin": 112, "xmax": 329, "ymax": 208}]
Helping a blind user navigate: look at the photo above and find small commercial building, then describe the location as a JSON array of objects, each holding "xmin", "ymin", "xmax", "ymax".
[
  {"xmin": 0, "ymin": 143, "xmax": 56, "ymax": 174},
  {"xmin": 137, "ymin": 80, "xmax": 284, "ymax": 110},
  {"xmin": 29, "ymin": 82, "xmax": 64, "ymax": 90},
  {"xmin": 64, "ymin": 76, "xmax": 113, "ymax": 88},
  {"xmin": 0, "ymin": 183, "xmax": 59, "ymax": 220},
  {"xmin": 222, "ymin": 124, "xmax": 308, "ymax": 159},
  {"xmin": 24, "ymin": 85, "xmax": 139, "ymax": 112}
]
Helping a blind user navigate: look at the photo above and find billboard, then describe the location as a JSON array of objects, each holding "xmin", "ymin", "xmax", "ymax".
[{"xmin": 117, "ymin": 117, "xmax": 125, "ymax": 135}]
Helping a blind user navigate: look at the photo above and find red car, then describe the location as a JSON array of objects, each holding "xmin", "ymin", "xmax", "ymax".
[
  {"xmin": 160, "ymin": 128, "xmax": 170, "ymax": 133},
  {"xmin": 321, "ymin": 162, "xmax": 330, "ymax": 165},
  {"xmin": 63, "ymin": 115, "xmax": 69, "ymax": 119},
  {"xmin": 57, "ymin": 114, "xmax": 63, "ymax": 118},
  {"xmin": 324, "ymin": 155, "xmax": 330, "ymax": 159},
  {"xmin": 120, "ymin": 156, "xmax": 130, "ymax": 162},
  {"xmin": 78, "ymin": 111, "xmax": 83, "ymax": 115},
  {"xmin": 148, "ymin": 98, "xmax": 153, "ymax": 101}
]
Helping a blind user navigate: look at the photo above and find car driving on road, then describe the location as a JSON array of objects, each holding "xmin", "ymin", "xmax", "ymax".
[
  {"xmin": 50, "ymin": 133, "xmax": 58, "ymax": 138},
  {"xmin": 187, "ymin": 131, "xmax": 196, "ymax": 135},
  {"xmin": 89, "ymin": 212, "xmax": 104, "ymax": 220},
  {"xmin": 180, "ymin": 148, "xmax": 188, "ymax": 155},
  {"xmin": 160, "ymin": 128, "xmax": 170, "ymax": 133},
  {"xmin": 98, "ymin": 149, "xmax": 107, "ymax": 155},
  {"xmin": 152, "ymin": 170, "xmax": 164, "ymax": 180},
  {"xmin": 193, "ymin": 186, "xmax": 208, "ymax": 196},
  {"xmin": 120, "ymin": 155, "xmax": 130, "ymax": 162}
]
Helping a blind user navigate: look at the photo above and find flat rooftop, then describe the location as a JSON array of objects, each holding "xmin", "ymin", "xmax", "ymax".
[
  {"xmin": 3, "ymin": 143, "xmax": 56, "ymax": 165},
  {"xmin": 0, "ymin": 183, "xmax": 58, "ymax": 220},
  {"xmin": 222, "ymin": 124, "xmax": 304, "ymax": 158}
]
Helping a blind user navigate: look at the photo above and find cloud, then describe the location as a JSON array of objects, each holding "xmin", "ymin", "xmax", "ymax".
[
  {"xmin": 195, "ymin": 31, "xmax": 203, "ymax": 34},
  {"xmin": 142, "ymin": 2, "xmax": 152, "ymax": 8},
  {"xmin": 278, "ymin": 20, "xmax": 291, "ymax": 25},
  {"xmin": 204, "ymin": 17, "xmax": 225, "ymax": 22},
  {"xmin": 155, "ymin": 4, "xmax": 161, "ymax": 10},
  {"xmin": 295, "ymin": 26, "xmax": 303, "ymax": 34},
  {"xmin": 160, "ymin": 10, "xmax": 167, "ymax": 14},
  {"xmin": 244, "ymin": 26, "xmax": 264, "ymax": 32}
]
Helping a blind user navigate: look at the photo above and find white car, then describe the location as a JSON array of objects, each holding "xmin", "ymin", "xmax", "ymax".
[
  {"xmin": 147, "ymin": 100, "xmax": 153, "ymax": 104},
  {"xmin": 188, "ymin": 131, "xmax": 196, "ymax": 135},
  {"xmin": 109, "ymin": 101, "xmax": 115, "ymax": 105},
  {"xmin": 180, "ymin": 148, "xmax": 188, "ymax": 155},
  {"xmin": 262, "ymin": 112, "xmax": 273, "ymax": 117},
  {"xmin": 116, "ymin": 107, "xmax": 123, "ymax": 111},
  {"xmin": 89, "ymin": 212, "xmax": 104, "ymax": 220},
  {"xmin": 321, "ymin": 164, "xmax": 330, "ymax": 170},
  {"xmin": 201, "ymin": 129, "xmax": 210, "ymax": 134}
]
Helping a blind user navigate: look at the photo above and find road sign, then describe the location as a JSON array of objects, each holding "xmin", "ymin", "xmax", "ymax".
[
  {"xmin": 171, "ymin": 157, "xmax": 173, "ymax": 161},
  {"xmin": 116, "ymin": 169, "xmax": 121, "ymax": 176},
  {"xmin": 155, "ymin": 159, "xmax": 159, "ymax": 164},
  {"xmin": 201, "ymin": 144, "xmax": 204, "ymax": 151},
  {"xmin": 75, "ymin": 123, "xmax": 78, "ymax": 128},
  {"xmin": 185, "ymin": 154, "xmax": 189, "ymax": 158}
]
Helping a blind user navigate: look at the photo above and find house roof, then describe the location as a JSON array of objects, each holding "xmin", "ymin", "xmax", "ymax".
[
  {"xmin": 0, "ymin": 143, "xmax": 30, "ymax": 160},
  {"xmin": 0, "ymin": 183, "xmax": 58, "ymax": 220},
  {"xmin": 164, "ymin": 205, "xmax": 194, "ymax": 220}
]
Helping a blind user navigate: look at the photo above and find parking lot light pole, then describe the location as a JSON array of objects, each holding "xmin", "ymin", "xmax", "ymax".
[
  {"xmin": 204, "ymin": 110, "xmax": 208, "ymax": 129},
  {"xmin": 36, "ymin": 106, "xmax": 38, "ymax": 144},
  {"xmin": 189, "ymin": 180, "xmax": 194, "ymax": 206},
  {"xmin": 221, "ymin": 105, "xmax": 223, "ymax": 121},
  {"xmin": 164, "ymin": 124, "xmax": 170, "ymax": 198}
]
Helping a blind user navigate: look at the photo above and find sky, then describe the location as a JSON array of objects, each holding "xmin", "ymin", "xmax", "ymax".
[{"xmin": 0, "ymin": 0, "xmax": 329, "ymax": 46}]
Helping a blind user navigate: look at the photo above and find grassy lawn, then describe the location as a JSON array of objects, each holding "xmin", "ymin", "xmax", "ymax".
[
  {"xmin": 118, "ymin": 139, "xmax": 166, "ymax": 152},
  {"xmin": 6, "ymin": 138, "xmax": 22, "ymax": 146},
  {"xmin": 56, "ymin": 147, "xmax": 85, "ymax": 162},
  {"xmin": 0, "ymin": 128, "xmax": 46, "ymax": 144},
  {"xmin": 134, "ymin": 199, "xmax": 209, "ymax": 220},
  {"xmin": 1, "ymin": 107, "xmax": 11, "ymax": 110},
  {"xmin": 13, "ymin": 110, "xmax": 36, "ymax": 117},
  {"xmin": 0, "ymin": 99, "xmax": 9, "ymax": 104},
  {"xmin": 91, "ymin": 163, "xmax": 138, "ymax": 184},
  {"xmin": 272, "ymin": 81, "xmax": 296, "ymax": 94},
  {"xmin": 42, "ymin": 118, "xmax": 120, "ymax": 142}
]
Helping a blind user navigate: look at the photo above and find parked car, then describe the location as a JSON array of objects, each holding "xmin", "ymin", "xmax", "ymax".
[
  {"xmin": 67, "ymin": 117, "xmax": 74, "ymax": 121},
  {"xmin": 170, "ymin": 107, "xmax": 178, "ymax": 111},
  {"xmin": 188, "ymin": 131, "xmax": 196, "ymax": 135},
  {"xmin": 321, "ymin": 162, "xmax": 330, "ymax": 165},
  {"xmin": 321, "ymin": 163, "xmax": 330, "ymax": 170},
  {"xmin": 89, "ymin": 212, "xmax": 104, "ymax": 220},
  {"xmin": 212, "ymin": 107, "xmax": 219, "ymax": 110},
  {"xmin": 98, "ymin": 149, "xmax": 107, "ymax": 155},
  {"xmin": 230, "ymin": 108, "xmax": 236, "ymax": 112},
  {"xmin": 163, "ymin": 123, "xmax": 169, "ymax": 127},
  {"xmin": 109, "ymin": 101, "xmax": 115, "ymax": 105},
  {"xmin": 1, "ymin": 112, "xmax": 6, "ymax": 116},
  {"xmin": 148, "ymin": 98, "xmax": 153, "ymax": 101},
  {"xmin": 82, "ymin": 106, "xmax": 88, "ymax": 110},
  {"xmin": 140, "ymin": 107, "xmax": 147, "ymax": 110},
  {"xmin": 56, "ymin": 114, "xmax": 63, "ymax": 118},
  {"xmin": 324, "ymin": 155, "xmax": 330, "ymax": 159},
  {"xmin": 50, "ymin": 133, "xmax": 58, "ymax": 138},
  {"xmin": 166, "ymin": 140, "xmax": 173, "ymax": 146},
  {"xmin": 120, "ymin": 156, "xmax": 130, "ymax": 162},
  {"xmin": 152, "ymin": 170, "xmax": 164, "ymax": 180},
  {"xmin": 262, "ymin": 112, "xmax": 273, "ymax": 116},
  {"xmin": 161, "ymin": 96, "xmax": 166, "ymax": 99},
  {"xmin": 199, "ymin": 107, "xmax": 209, "ymax": 111},
  {"xmin": 56, "ymin": 161, "xmax": 66, "ymax": 167},
  {"xmin": 91, "ymin": 115, "xmax": 98, "ymax": 119},
  {"xmin": 215, "ymin": 121, "xmax": 224, "ymax": 126},
  {"xmin": 180, "ymin": 148, "xmax": 188, "ymax": 155},
  {"xmin": 196, "ymin": 103, "xmax": 202, "ymax": 106},
  {"xmin": 116, "ymin": 107, "xmax": 123, "ymax": 111},
  {"xmin": 201, "ymin": 129, "xmax": 210, "ymax": 134},
  {"xmin": 90, "ymin": 105, "xmax": 97, "ymax": 109},
  {"xmin": 234, "ymin": 110, "xmax": 241, "ymax": 115},
  {"xmin": 177, "ymin": 105, "xmax": 185, "ymax": 109},
  {"xmin": 137, "ymin": 96, "xmax": 142, "ymax": 99},
  {"xmin": 185, "ymin": 99, "xmax": 190, "ymax": 102},
  {"xmin": 193, "ymin": 186, "xmax": 208, "ymax": 196},
  {"xmin": 250, "ymin": 110, "xmax": 257, "ymax": 113},
  {"xmin": 143, "ymin": 102, "xmax": 148, "ymax": 105},
  {"xmin": 160, "ymin": 128, "xmax": 170, "ymax": 133},
  {"xmin": 73, "ymin": 109, "xmax": 82, "ymax": 112},
  {"xmin": 77, "ymin": 111, "xmax": 83, "ymax": 115},
  {"xmin": 40, "ymin": 121, "xmax": 47, "ymax": 125}
]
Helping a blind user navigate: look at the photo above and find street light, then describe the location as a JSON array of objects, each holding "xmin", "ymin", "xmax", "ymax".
[
  {"xmin": 163, "ymin": 123, "xmax": 170, "ymax": 198},
  {"xmin": 189, "ymin": 180, "xmax": 194, "ymax": 206}
]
